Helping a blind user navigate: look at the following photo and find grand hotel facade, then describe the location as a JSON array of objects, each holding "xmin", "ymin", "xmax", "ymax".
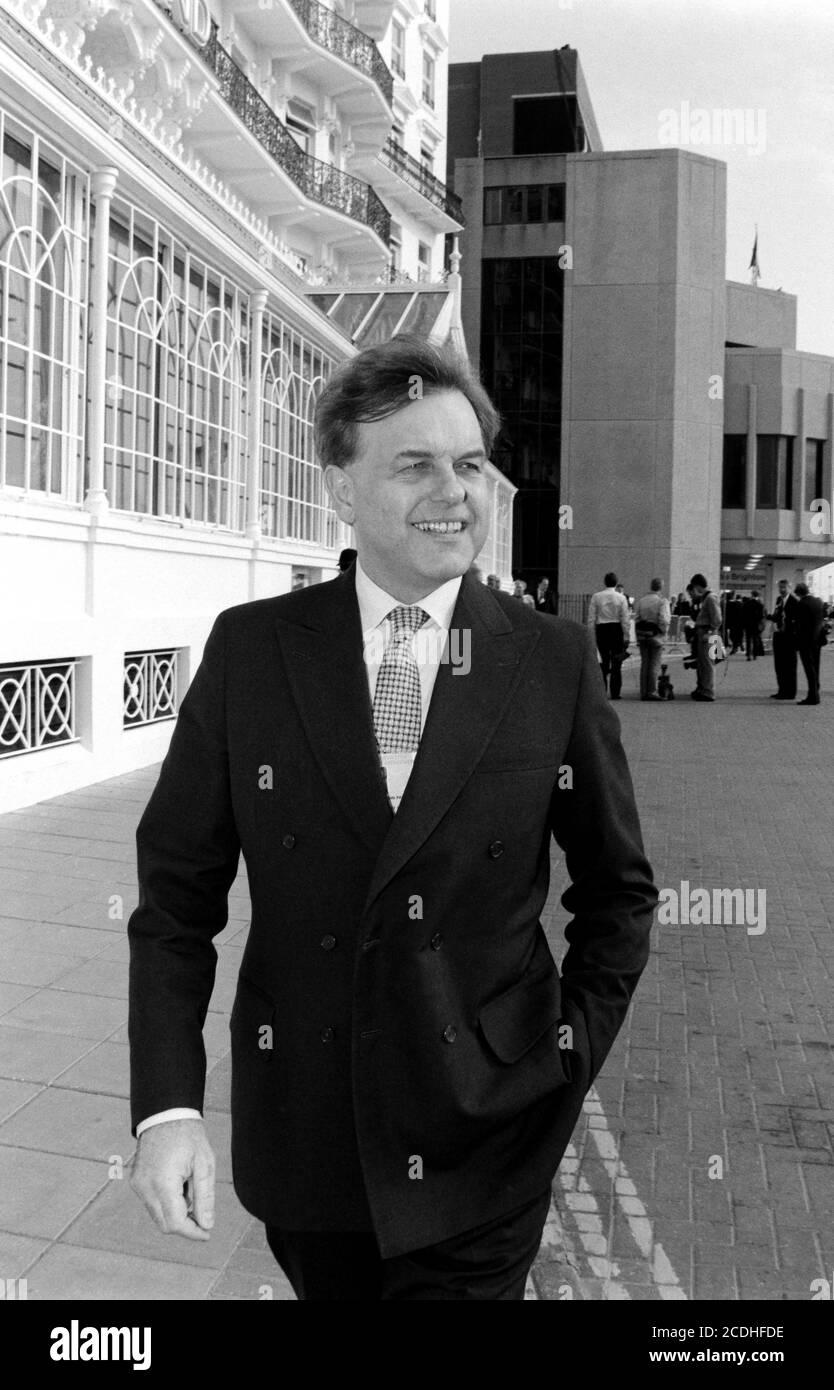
[{"xmin": 0, "ymin": 0, "xmax": 515, "ymax": 811}]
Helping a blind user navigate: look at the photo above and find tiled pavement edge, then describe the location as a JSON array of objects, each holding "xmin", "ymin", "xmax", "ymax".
[{"xmin": 0, "ymin": 647, "xmax": 831, "ymax": 1300}]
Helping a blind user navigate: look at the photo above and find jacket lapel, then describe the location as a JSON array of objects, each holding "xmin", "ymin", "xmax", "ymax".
[
  {"xmin": 274, "ymin": 570, "xmax": 393, "ymax": 858},
  {"xmin": 362, "ymin": 574, "xmax": 541, "ymax": 913}
]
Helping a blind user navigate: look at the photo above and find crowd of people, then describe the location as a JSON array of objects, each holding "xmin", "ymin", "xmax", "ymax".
[
  {"xmin": 587, "ymin": 570, "xmax": 830, "ymax": 705},
  {"xmin": 335, "ymin": 549, "xmax": 829, "ymax": 707}
]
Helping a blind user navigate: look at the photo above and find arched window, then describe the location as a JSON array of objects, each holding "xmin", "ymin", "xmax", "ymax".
[{"xmin": 0, "ymin": 119, "xmax": 86, "ymax": 498}]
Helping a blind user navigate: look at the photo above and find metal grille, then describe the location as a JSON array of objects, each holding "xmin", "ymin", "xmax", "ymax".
[
  {"xmin": 123, "ymin": 650, "xmax": 178, "ymax": 728},
  {"xmin": 259, "ymin": 310, "xmax": 347, "ymax": 548},
  {"xmin": 104, "ymin": 199, "xmax": 248, "ymax": 529},
  {"xmin": 0, "ymin": 109, "xmax": 88, "ymax": 499},
  {"xmin": 287, "ymin": 0, "xmax": 394, "ymax": 105},
  {"xmin": 200, "ymin": 24, "xmax": 390, "ymax": 245},
  {"xmin": 0, "ymin": 659, "xmax": 78, "ymax": 759}
]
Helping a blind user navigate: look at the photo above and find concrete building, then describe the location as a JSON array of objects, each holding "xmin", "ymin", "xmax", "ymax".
[
  {"xmin": 0, "ymin": 0, "xmax": 514, "ymax": 811},
  {"xmin": 447, "ymin": 47, "xmax": 834, "ymax": 615}
]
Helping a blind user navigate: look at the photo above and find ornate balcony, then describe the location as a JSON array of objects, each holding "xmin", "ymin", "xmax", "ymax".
[
  {"xmin": 200, "ymin": 23, "xmax": 390, "ymax": 246},
  {"xmin": 287, "ymin": 0, "xmax": 394, "ymax": 107},
  {"xmin": 378, "ymin": 139, "xmax": 464, "ymax": 226}
]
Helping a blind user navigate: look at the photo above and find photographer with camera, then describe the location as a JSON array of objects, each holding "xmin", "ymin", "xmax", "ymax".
[{"xmin": 687, "ymin": 573, "xmax": 722, "ymax": 702}]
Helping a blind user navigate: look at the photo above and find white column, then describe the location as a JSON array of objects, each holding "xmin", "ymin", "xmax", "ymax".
[
  {"xmin": 84, "ymin": 167, "xmax": 119, "ymax": 516},
  {"xmin": 246, "ymin": 290, "xmax": 269, "ymax": 540},
  {"xmin": 794, "ymin": 387, "xmax": 805, "ymax": 541},
  {"xmin": 745, "ymin": 382, "xmax": 757, "ymax": 539}
]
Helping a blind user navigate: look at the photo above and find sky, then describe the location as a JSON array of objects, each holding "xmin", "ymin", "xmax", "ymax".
[{"xmin": 449, "ymin": 0, "xmax": 834, "ymax": 357}]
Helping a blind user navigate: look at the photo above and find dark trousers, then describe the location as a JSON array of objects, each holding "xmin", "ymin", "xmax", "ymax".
[
  {"xmin": 265, "ymin": 1187, "xmax": 552, "ymax": 1301},
  {"xmin": 744, "ymin": 626, "xmax": 763, "ymax": 659},
  {"xmin": 797, "ymin": 641, "xmax": 821, "ymax": 702},
  {"xmin": 595, "ymin": 623, "xmax": 625, "ymax": 697},
  {"xmin": 772, "ymin": 630, "xmax": 797, "ymax": 697}
]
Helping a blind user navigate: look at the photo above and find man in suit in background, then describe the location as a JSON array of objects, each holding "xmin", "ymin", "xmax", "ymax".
[
  {"xmin": 766, "ymin": 579, "xmax": 799, "ymax": 700},
  {"xmin": 791, "ymin": 582, "xmax": 825, "ymax": 705},
  {"xmin": 128, "ymin": 336, "xmax": 657, "ymax": 1301}
]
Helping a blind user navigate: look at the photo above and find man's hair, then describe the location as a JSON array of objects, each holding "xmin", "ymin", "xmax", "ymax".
[
  {"xmin": 689, "ymin": 573, "xmax": 708, "ymax": 589},
  {"xmin": 650, "ymin": 577, "xmax": 663, "ymax": 592},
  {"xmin": 604, "ymin": 571, "xmax": 618, "ymax": 587},
  {"xmin": 314, "ymin": 334, "xmax": 500, "ymax": 470},
  {"xmin": 337, "ymin": 547, "xmax": 357, "ymax": 572},
  {"xmin": 794, "ymin": 581, "xmax": 809, "ymax": 597}
]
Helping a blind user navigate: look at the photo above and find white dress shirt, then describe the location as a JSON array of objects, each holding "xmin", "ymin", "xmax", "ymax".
[
  {"xmin": 355, "ymin": 558, "xmax": 462, "ymax": 813},
  {"xmin": 137, "ymin": 559, "xmax": 463, "ymax": 1136},
  {"xmin": 587, "ymin": 586, "xmax": 630, "ymax": 639}
]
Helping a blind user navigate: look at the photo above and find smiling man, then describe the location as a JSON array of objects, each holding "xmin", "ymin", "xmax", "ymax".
[{"xmin": 128, "ymin": 335, "xmax": 657, "ymax": 1301}]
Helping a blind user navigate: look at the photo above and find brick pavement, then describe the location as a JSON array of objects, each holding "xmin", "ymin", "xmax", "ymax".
[{"xmin": 0, "ymin": 644, "xmax": 831, "ymax": 1301}]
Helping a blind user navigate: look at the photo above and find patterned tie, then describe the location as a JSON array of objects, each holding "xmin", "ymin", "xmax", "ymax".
[{"xmin": 372, "ymin": 606, "xmax": 429, "ymax": 754}]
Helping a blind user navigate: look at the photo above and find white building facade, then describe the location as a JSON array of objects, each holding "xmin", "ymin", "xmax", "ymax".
[{"xmin": 0, "ymin": 0, "xmax": 514, "ymax": 811}]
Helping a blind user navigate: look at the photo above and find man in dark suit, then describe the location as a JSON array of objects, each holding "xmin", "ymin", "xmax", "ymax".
[
  {"xmin": 535, "ymin": 577, "xmax": 558, "ymax": 614},
  {"xmin": 791, "ymin": 582, "xmax": 825, "ymax": 705},
  {"xmin": 128, "ymin": 336, "xmax": 657, "ymax": 1301},
  {"xmin": 765, "ymin": 579, "xmax": 799, "ymax": 700},
  {"xmin": 743, "ymin": 590, "xmax": 765, "ymax": 660}
]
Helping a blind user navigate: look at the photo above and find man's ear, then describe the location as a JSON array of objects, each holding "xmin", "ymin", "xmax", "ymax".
[{"xmin": 323, "ymin": 464, "xmax": 355, "ymax": 525}]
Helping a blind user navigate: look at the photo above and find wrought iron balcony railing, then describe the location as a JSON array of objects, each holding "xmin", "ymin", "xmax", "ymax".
[
  {"xmin": 288, "ymin": 0, "xmax": 394, "ymax": 106},
  {"xmin": 379, "ymin": 139, "xmax": 464, "ymax": 225},
  {"xmin": 200, "ymin": 24, "xmax": 390, "ymax": 245}
]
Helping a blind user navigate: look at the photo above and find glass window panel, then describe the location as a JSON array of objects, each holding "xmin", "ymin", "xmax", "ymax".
[
  {"xmin": 483, "ymin": 188, "xmax": 502, "ymax": 224},
  {"xmin": 755, "ymin": 435, "xmax": 779, "ymax": 509},
  {"xmin": 357, "ymin": 293, "xmax": 413, "ymax": 347},
  {"xmin": 505, "ymin": 188, "xmax": 524, "ymax": 224},
  {"xmin": 545, "ymin": 184, "xmax": 566, "ymax": 221},
  {"xmin": 397, "ymin": 292, "xmax": 446, "ymax": 337},
  {"xmin": 525, "ymin": 186, "xmax": 543, "ymax": 223}
]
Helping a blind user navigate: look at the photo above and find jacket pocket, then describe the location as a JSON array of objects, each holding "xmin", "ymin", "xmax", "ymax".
[{"xmin": 478, "ymin": 966, "xmax": 566, "ymax": 1067}]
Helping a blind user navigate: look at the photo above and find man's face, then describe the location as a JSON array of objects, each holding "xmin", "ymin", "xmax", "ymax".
[
  {"xmin": 778, "ymin": 581, "xmax": 788, "ymax": 596},
  {"xmin": 324, "ymin": 390, "xmax": 491, "ymax": 603}
]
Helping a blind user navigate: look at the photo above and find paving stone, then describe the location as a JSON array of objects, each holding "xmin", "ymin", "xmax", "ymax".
[
  {"xmin": 51, "ymin": 1041, "xmax": 131, "ymax": 1099},
  {"xmin": 25, "ymin": 1243, "xmax": 217, "ymax": 1300},
  {"xmin": 0, "ymin": 1027, "xmax": 96, "ymax": 1084},
  {"xmin": 0, "ymin": 1231, "xmax": 50, "ymax": 1280},
  {"xmin": 0, "ymin": 989, "xmax": 126, "ymax": 1040},
  {"xmin": 60, "ymin": 1177, "xmax": 251, "ymax": 1270},
  {"xmin": 0, "ymin": 1145, "xmax": 105, "ymax": 1238},
  {"xmin": 0, "ymin": 1086, "xmax": 130, "ymax": 1162}
]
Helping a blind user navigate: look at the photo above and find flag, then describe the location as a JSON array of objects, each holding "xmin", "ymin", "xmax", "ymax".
[{"xmin": 749, "ymin": 228, "xmax": 760, "ymax": 285}]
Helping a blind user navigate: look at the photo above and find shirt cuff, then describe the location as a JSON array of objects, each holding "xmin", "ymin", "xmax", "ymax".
[{"xmin": 136, "ymin": 1108, "xmax": 202, "ymax": 1135}]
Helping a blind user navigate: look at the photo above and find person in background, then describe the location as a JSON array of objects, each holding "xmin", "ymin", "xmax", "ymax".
[
  {"xmin": 791, "ymin": 582, "xmax": 826, "ymax": 705},
  {"xmin": 338, "ymin": 548, "xmax": 357, "ymax": 573},
  {"xmin": 588, "ymin": 571, "xmax": 631, "ymax": 700},
  {"xmin": 512, "ymin": 579, "xmax": 535, "ymax": 609},
  {"xmin": 743, "ymin": 590, "xmax": 765, "ymax": 661},
  {"xmin": 469, "ymin": 564, "xmax": 484, "ymax": 583},
  {"xmin": 634, "ymin": 578, "xmax": 671, "ymax": 702},
  {"xmin": 725, "ymin": 591, "xmax": 745, "ymax": 654},
  {"xmin": 486, "ymin": 573, "xmax": 502, "ymax": 591},
  {"xmin": 765, "ymin": 579, "xmax": 799, "ymax": 700},
  {"xmin": 535, "ymin": 577, "xmax": 557, "ymax": 614},
  {"xmin": 689, "ymin": 573, "xmax": 722, "ymax": 702},
  {"xmin": 674, "ymin": 591, "xmax": 692, "ymax": 618},
  {"xmin": 292, "ymin": 571, "xmax": 308, "ymax": 591}
]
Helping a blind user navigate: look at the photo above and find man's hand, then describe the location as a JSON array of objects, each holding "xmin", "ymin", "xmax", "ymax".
[{"xmin": 131, "ymin": 1118, "xmax": 215, "ymax": 1241}]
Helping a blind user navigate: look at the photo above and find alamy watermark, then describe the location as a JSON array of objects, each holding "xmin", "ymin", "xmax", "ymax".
[{"xmin": 657, "ymin": 881, "xmax": 766, "ymax": 935}]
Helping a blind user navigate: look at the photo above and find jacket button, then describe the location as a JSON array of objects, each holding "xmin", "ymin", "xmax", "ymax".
[
  {"xmin": 488, "ymin": 840, "xmax": 505, "ymax": 858},
  {"xmin": 282, "ymin": 833, "xmax": 296, "ymax": 849},
  {"xmin": 320, "ymin": 934, "xmax": 337, "ymax": 951},
  {"xmin": 442, "ymin": 1024, "xmax": 457, "ymax": 1043},
  {"xmin": 320, "ymin": 1026, "xmax": 334, "ymax": 1042},
  {"xmin": 430, "ymin": 932, "xmax": 443, "ymax": 950}
]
